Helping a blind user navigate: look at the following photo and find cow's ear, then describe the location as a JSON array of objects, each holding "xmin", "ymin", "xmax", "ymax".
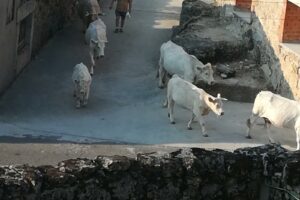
[
  {"xmin": 217, "ymin": 93, "xmax": 228, "ymax": 101},
  {"xmin": 91, "ymin": 39, "xmax": 98, "ymax": 44},
  {"xmin": 205, "ymin": 63, "xmax": 212, "ymax": 68}
]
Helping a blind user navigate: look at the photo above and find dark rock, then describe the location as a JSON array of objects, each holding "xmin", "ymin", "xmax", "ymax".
[
  {"xmin": 216, "ymin": 64, "xmax": 236, "ymax": 78},
  {"xmin": 42, "ymin": 165, "xmax": 78, "ymax": 189},
  {"xmin": 57, "ymin": 158, "xmax": 98, "ymax": 179},
  {"xmin": 95, "ymin": 155, "xmax": 132, "ymax": 171},
  {"xmin": 179, "ymin": 0, "xmax": 218, "ymax": 25},
  {"xmin": 172, "ymin": 17, "xmax": 251, "ymax": 63}
]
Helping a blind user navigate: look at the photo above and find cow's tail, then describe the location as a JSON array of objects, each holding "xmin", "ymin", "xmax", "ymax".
[{"xmin": 157, "ymin": 47, "xmax": 164, "ymax": 78}]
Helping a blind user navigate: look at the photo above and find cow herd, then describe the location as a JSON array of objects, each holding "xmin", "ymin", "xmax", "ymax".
[
  {"xmin": 159, "ymin": 41, "xmax": 300, "ymax": 150},
  {"xmin": 72, "ymin": 0, "xmax": 106, "ymax": 108},
  {"xmin": 72, "ymin": 17, "xmax": 107, "ymax": 109},
  {"xmin": 71, "ymin": 3, "xmax": 299, "ymax": 150}
]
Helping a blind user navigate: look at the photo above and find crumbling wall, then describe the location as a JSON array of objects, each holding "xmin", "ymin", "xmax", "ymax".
[
  {"xmin": 175, "ymin": 0, "xmax": 300, "ymax": 99},
  {"xmin": 249, "ymin": 0, "xmax": 294, "ymax": 98},
  {"xmin": 32, "ymin": 0, "xmax": 77, "ymax": 56},
  {"xmin": 216, "ymin": 0, "xmax": 300, "ymax": 99},
  {"xmin": 0, "ymin": 145, "xmax": 299, "ymax": 200}
]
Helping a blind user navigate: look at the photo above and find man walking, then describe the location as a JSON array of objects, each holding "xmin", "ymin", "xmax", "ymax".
[{"xmin": 109, "ymin": 0, "xmax": 132, "ymax": 33}]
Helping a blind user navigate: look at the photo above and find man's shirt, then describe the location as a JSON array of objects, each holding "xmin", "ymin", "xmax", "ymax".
[{"xmin": 116, "ymin": 0, "xmax": 131, "ymax": 12}]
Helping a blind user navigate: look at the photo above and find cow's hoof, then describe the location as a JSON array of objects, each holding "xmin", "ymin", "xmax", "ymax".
[
  {"xmin": 203, "ymin": 134, "xmax": 208, "ymax": 137},
  {"xmin": 159, "ymin": 86, "xmax": 164, "ymax": 89},
  {"xmin": 76, "ymin": 105, "xmax": 81, "ymax": 109},
  {"xmin": 246, "ymin": 135, "xmax": 252, "ymax": 139},
  {"xmin": 187, "ymin": 127, "xmax": 192, "ymax": 130},
  {"xmin": 171, "ymin": 121, "xmax": 175, "ymax": 124},
  {"xmin": 168, "ymin": 113, "xmax": 170, "ymax": 117}
]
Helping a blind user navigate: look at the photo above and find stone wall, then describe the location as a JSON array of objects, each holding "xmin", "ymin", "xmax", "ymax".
[
  {"xmin": 0, "ymin": 144, "xmax": 299, "ymax": 200},
  {"xmin": 32, "ymin": 0, "xmax": 76, "ymax": 56}
]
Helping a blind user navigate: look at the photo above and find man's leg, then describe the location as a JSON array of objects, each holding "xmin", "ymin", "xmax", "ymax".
[
  {"xmin": 119, "ymin": 13, "xmax": 126, "ymax": 32},
  {"xmin": 98, "ymin": 0, "xmax": 106, "ymax": 15},
  {"xmin": 120, "ymin": 17, "xmax": 125, "ymax": 32},
  {"xmin": 115, "ymin": 12, "xmax": 120, "ymax": 33}
]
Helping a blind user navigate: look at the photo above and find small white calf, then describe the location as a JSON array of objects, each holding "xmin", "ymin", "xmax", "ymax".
[
  {"xmin": 72, "ymin": 63, "xmax": 92, "ymax": 108},
  {"xmin": 166, "ymin": 75, "xmax": 226, "ymax": 137},
  {"xmin": 158, "ymin": 40, "xmax": 214, "ymax": 88},
  {"xmin": 85, "ymin": 18, "xmax": 107, "ymax": 75},
  {"xmin": 246, "ymin": 91, "xmax": 300, "ymax": 150}
]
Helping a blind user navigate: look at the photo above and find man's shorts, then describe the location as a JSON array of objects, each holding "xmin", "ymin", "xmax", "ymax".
[{"xmin": 115, "ymin": 10, "xmax": 127, "ymax": 19}]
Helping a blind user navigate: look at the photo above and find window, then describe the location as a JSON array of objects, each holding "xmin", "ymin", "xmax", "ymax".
[
  {"xmin": 18, "ymin": 18, "xmax": 27, "ymax": 52},
  {"xmin": 6, "ymin": 0, "xmax": 15, "ymax": 24}
]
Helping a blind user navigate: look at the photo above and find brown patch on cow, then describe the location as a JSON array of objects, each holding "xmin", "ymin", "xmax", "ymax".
[
  {"xmin": 263, "ymin": 117, "xmax": 271, "ymax": 128},
  {"xmin": 208, "ymin": 97, "xmax": 215, "ymax": 103}
]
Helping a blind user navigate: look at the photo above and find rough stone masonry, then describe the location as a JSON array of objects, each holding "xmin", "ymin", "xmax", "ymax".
[{"xmin": 0, "ymin": 144, "xmax": 299, "ymax": 200}]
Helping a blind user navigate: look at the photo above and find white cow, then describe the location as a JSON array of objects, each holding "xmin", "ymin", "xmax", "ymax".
[
  {"xmin": 166, "ymin": 75, "xmax": 227, "ymax": 137},
  {"xmin": 158, "ymin": 40, "xmax": 214, "ymax": 88},
  {"xmin": 85, "ymin": 18, "xmax": 107, "ymax": 75},
  {"xmin": 246, "ymin": 91, "xmax": 300, "ymax": 150},
  {"xmin": 72, "ymin": 63, "xmax": 92, "ymax": 108}
]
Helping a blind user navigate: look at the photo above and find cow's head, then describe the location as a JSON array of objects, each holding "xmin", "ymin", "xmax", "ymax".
[
  {"xmin": 191, "ymin": 56, "xmax": 215, "ymax": 85},
  {"xmin": 207, "ymin": 93, "xmax": 227, "ymax": 116},
  {"xmin": 74, "ymin": 80, "xmax": 87, "ymax": 102},
  {"xmin": 91, "ymin": 39, "xmax": 105, "ymax": 59}
]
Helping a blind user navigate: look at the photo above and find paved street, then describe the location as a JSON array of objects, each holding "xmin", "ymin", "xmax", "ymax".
[{"xmin": 0, "ymin": 0, "xmax": 296, "ymax": 165}]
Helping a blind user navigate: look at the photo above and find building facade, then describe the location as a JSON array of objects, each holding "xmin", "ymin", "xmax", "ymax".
[
  {"xmin": 0, "ymin": 0, "xmax": 35, "ymax": 94},
  {"xmin": 0, "ymin": 0, "xmax": 76, "ymax": 95}
]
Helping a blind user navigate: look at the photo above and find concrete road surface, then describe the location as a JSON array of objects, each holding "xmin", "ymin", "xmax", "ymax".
[{"xmin": 0, "ymin": 0, "xmax": 297, "ymax": 165}]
